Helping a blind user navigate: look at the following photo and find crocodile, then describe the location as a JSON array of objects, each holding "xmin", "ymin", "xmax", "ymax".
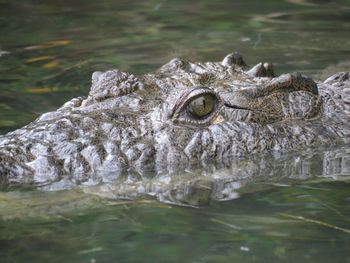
[{"xmin": 0, "ymin": 52, "xmax": 349, "ymax": 187}]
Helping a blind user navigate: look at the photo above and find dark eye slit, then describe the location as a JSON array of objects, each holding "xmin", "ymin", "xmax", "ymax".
[{"xmin": 224, "ymin": 103, "xmax": 280, "ymax": 117}]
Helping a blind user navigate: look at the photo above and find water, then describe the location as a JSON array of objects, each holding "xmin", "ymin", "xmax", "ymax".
[{"xmin": 0, "ymin": 0, "xmax": 350, "ymax": 262}]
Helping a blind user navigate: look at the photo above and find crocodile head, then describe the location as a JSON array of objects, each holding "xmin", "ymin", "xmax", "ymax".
[{"xmin": 0, "ymin": 52, "xmax": 349, "ymax": 187}]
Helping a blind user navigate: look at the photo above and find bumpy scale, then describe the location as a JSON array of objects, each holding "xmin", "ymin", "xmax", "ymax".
[{"xmin": 0, "ymin": 53, "xmax": 349, "ymax": 187}]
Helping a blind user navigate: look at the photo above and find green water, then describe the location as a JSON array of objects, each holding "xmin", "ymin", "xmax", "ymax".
[{"xmin": 0, "ymin": 0, "xmax": 350, "ymax": 262}]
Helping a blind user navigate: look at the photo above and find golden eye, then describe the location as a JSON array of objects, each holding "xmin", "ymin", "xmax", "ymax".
[{"xmin": 187, "ymin": 94, "xmax": 217, "ymax": 118}]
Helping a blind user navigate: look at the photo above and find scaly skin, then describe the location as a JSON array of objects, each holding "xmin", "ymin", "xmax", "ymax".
[{"xmin": 0, "ymin": 52, "xmax": 349, "ymax": 187}]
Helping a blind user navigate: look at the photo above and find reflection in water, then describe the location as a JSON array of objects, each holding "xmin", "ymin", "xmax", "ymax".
[
  {"xmin": 0, "ymin": 50, "xmax": 10, "ymax": 57},
  {"xmin": 0, "ymin": 0, "xmax": 349, "ymax": 261},
  {"xmin": 84, "ymin": 145, "xmax": 350, "ymax": 206},
  {"xmin": 285, "ymin": 0, "xmax": 317, "ymax": 6},
  {"xmin": 286, "ymin": 0, "xmax": 338, "ymax": 6},
  {"xmin": 1, "ymin": 145, "xmax": 349, "ymax": 220}
]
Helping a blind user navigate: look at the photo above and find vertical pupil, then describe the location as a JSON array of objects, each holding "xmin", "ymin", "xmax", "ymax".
[{"xmin": 188, "ymin": 94, "xmax": 216, "ymax": 118}]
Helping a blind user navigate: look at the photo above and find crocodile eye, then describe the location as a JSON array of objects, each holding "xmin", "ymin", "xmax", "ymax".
[
  {"xmin": 187, "ymin": 94, "xmax": 216, "ymax": 119},
  {"xmin": 170, "ymin": 87, "xmax": 222, "ymax": 125}
]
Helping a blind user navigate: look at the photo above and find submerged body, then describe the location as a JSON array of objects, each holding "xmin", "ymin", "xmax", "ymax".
[{"xmin": 0, "ymin": 53, "xmax": 349, "ymax": 187}]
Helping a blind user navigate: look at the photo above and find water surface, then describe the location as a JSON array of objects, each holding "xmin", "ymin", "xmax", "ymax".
[{"xmin": 0, "ymin": 0, "xmax": 349, "ymax": 262}]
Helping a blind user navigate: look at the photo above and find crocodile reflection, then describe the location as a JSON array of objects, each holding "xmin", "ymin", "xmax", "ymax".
[{"xmin": 83, "ymin": 146, "xmax": 350, "ymax": 206}]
